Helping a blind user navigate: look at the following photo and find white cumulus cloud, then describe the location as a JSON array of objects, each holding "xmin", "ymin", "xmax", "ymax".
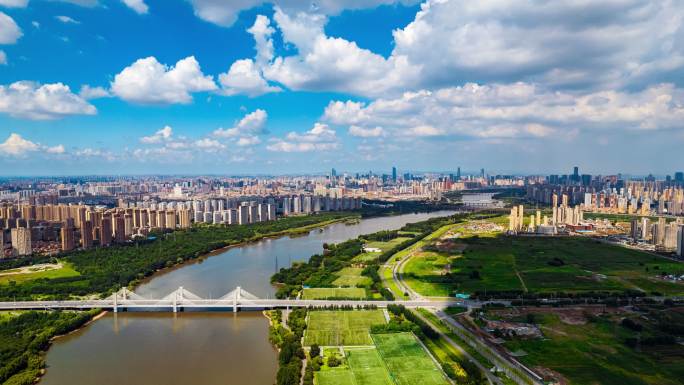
[
  {"xmin": 267, "ymin": 122, "xmax": 338, "ymax": 152},
  {"xmin": 213, "ymin": 109, "xmax": 268, "ymax": 138},
  {"xmin": 0, "ymin": 81, "xmax": 97, "ymax": 120},
  {"xmin": 111, "ymin": 56, "xmax": 217, "ymax": 104},
  {"xmin": 140, "ymin": 125, "xmax": 173, "ymax": 144},
  {"xmin": 0, "ymin": 11, "xmax": 21, "ymax": 44},
  {"xmin": 0, "ymin": 133, "xmax": 65, "ymax": 157},
  {"xmin": 122, "ymin": 0, "xmax": 148, "ymax": 14}
]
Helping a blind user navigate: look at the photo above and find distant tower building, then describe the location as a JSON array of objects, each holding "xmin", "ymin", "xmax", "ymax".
[
  {"xmin": 61, "ymin": 219, "xmax": 76, "ymax": 251},
  {"xmin": 100, "ymin": 216, "xmax": 112, "ymax": 246},
  {"xmin": 630, "ymin": 219, "xmax": 639, "ymax": 241},
  {"xmin": 238, "ymin": 205, "xmax": 249, "ymax": 225},
  {"xmin": 392, "ymin": 167, "xmax": 397, "ymax": 182},
  {"xmin": 11, "ymin": 227, "xmax": 31, "ymax": 256},
  {"xmin": 81, "ymin": 220, "xmax": 93, "ymax": 249},
  {"xmin": 114, "ymin": 214, "xmax": 126, "ymax": 242}
]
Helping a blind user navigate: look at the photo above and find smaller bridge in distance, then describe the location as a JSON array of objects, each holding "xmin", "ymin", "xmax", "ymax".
[{"xmin": 0, "ymin": 286, "xmax": 462, "ymax": 313}]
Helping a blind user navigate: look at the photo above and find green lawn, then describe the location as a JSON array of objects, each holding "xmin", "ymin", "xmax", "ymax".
[
  {"xmin": 366, "ymin": 237, "xmax": 412, "ymax": 251},
  {"xmin": 372, "ymin": 333, "xmax": 449, "ymax": 385},
  {"xmin": 304, "ymin": 310, "xmax": 387, "ymax": 346},
  {"xmin": 0, "ymin": 262, "xmax": 80, "ymax": 285},
  {"xmin": 402, "ymin": 251, "xmax": 454, "ymax": 296},
  {"xmin": 503, "ymin": 313, "xmax": 684, "ymax": 385},
  {"xmin": 316, "ymin": 347, "xmax": 396, "ymax": 385},
  {"xmin": 315, "ymin": 368, "xmax": 356, "ymax": 385},
  {"xmin": 402, "ymin": 231, "xmax": 684, "ymax": 296},
  {"xmin": 302, "ymin": 287, "xmax": 367, "ymax": 299},
  {"xmin": 333, "ymin": 267, "xmax": 373, "ymax": 287}
]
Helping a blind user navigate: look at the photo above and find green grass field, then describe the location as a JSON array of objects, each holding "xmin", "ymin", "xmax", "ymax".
[
  {"xmin": 403, "ymin": 233, "xmax": 684, "ymax": 296},
  {"xmin": 333, "ymin": 267, "xmax": 373, "ymax": 287},
  {"xmin": 402, "ymin": 251, "xmax": 453, "ymax": 296},
  {"xmin": 365, "ymin": 238, "xmax": 412, "ymax": 251},
  {"xmin": 304, "ymin": 310, "xmax": 387, "ymax": 346},
  {"xmin": 372, "ymin": 333, "xmax": 449, "ymax": 385},
  {"xmin": 316, "ymin": 347, "xmax": 395, "ymax": 385},
  {"xmin": 302, "ymin": 287, "xmax": 367, "ymax": 299},
  {"xmin": 0, "ymin": 262, "xmax": 80, "ymax": 285},
  {"xmin": 503, "ymin": 313, "xmax": 684, "ymax": 385}
]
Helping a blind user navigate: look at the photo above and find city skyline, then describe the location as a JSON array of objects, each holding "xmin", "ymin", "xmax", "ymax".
[{"xmin": 1, "ymin": 0, "xmax": 683, "ymax": 175}]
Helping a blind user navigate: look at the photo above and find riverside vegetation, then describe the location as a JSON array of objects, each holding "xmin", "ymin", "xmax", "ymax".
[{"xmin": 0, "ymin": 212, "xmax": 357, "ymax": 385}]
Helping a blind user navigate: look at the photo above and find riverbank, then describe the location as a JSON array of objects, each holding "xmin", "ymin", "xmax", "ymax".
[
  {"xmin": 0, "ymin": 213, "xmax": 358, "ymax": 385},
  {"xmin": 0, "ymin": 309, "xmax": 101, "ymax": 385},
  {"xmin": 13, "ymin": 210, "xmax": 458, "ymax": 385}
]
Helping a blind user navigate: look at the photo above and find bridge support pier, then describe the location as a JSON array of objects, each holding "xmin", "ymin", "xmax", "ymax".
[{"xmin": 113, "ymin": 292, "xmax": 118, "ymax": 313}]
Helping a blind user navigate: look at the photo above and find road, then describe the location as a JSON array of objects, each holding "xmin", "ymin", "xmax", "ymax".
[{"xmin": 413, "ymin": 309, "xmax": 501, "ymax": 385}]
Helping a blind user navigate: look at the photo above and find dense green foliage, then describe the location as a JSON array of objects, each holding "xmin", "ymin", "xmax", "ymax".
[
  {"xmin": 272, "ymin": 239, "xmax": 364, "ymax": 298},
  {"xmin": 272, "ymin": 214, "xmax": 465, "ymax": 299},
  {"xmin": 271, "ymin": 308, "xmax": 308, "ymax": 385},
  {"xmin": 0, "ymin": 310, "xmax": 100, "ymax": 384},
  {"xmin": 0, "ymin": 213, "xmax": 353, "ymax": 300},
  {"xmin": 360, "ymin": 200, "xmax": 459, "ymax": 217}
]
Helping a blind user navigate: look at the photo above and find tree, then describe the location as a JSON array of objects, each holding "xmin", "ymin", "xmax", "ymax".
[
  {"xmin": 310, "ymin": 344, "xmax": 320, "ymax": 358},
  {"xmin": 327, "ymin": 356, "xmax": 340, "ymax": 367}
]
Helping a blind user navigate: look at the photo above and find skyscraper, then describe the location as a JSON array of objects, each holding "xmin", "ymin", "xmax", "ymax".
[
  {"xmin": 61, "ymin": 219, "xmax": 75, "ymax": 251},
  {"xmin": 392, "ymin": 166, "xmax": 397, "ymax": 182},
  {"xmin": 677, "ymin": 225, "xmax": 684, "ymax": 257},
  {"xmin": 100, "ymin": 216, "xmax": 112, "ymax": 246},
  {"xmin": 456, "ymin": 167, "xmax": 461, "ymax": 180},
  {"xmin": 10, "ymin": 227, "xmax": 31, "ymax": 256},
  {"xmin": 81, "ymin": 220, "xmax": 93, "ymax": 249}
]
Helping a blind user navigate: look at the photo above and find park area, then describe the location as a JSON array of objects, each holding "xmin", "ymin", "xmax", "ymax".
[
  {"xmin": 0, "ymin": 262, "xmax": 80, "ymax": 285},
  {"xmin": 304, "ymin": 310, "xmax": 387, "ymax": 346},
  {"xmin": 402, "ymin": 232, "xmax": 684, "ymax": 297},
  {"xmin": 302, "ymin": 287, "xmax": 366, "ymax": 299},
  {"xmin": 372, "ymin": 333, "xmax": 450, "ymax": 385},
  {"xmin": 315, "ymin": 347, "xmax": 394, "ymax": 385}
]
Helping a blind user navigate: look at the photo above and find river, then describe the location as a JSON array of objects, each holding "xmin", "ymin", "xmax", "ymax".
[{"xmin": 39, "ymin": 211, "xmax": 456, "ymax": 385}]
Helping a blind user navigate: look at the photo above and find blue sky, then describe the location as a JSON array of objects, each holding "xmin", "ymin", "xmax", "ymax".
[{"xmin": 0, "ymin": 0, "xmax": 683, "ymax": 176}]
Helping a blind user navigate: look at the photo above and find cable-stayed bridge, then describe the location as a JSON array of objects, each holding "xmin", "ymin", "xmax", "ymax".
[{"xmin": 0, "ymin": 286, "xmax": 462, "ymax": 313}]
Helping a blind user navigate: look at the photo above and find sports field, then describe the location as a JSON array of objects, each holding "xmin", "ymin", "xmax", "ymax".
[
  {"xmin": 315, "ymin": 348, "xmax": 394, "ymax": 385},
  {"xmin": 333, "ymin": 267, "xmax": 373, "ymax": 287},
  {"xmin": 302, "ymin": 287, "xmax": 366, "ymax": 299},
  {"xmin": 372, "ymin": 333, "xmax": 449, "ymax": 385},
  {"xmin": 304, "ymin": 310, "xmax": 387, "ymax": 346}
]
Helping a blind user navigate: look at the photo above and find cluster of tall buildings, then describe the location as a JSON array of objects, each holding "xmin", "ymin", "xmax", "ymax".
[
  {"xmin": 0, "ymin": 193, "xmax": 363, "ymax": 258},
  {"xmin": 526, "ymin": 168, "xmax": 684, "ymax": 217},
  {"xmin": 629, "ymin": 217, "xmax": 684, "ymax": 254},
  {"xmin": 509, "ymin": 192, "xmax": 585, "ymax": 234},
  {"xmin": 0, "ymin": 202, "xmax": 195, "ymax": 257}
]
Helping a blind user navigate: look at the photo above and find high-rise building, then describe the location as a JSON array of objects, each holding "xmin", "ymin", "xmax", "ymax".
[
  {"xmin": 100, "ymin": 216, "xmax": 112, "ymax": 246},
  {"xmin": 10, "ymin": 227, "xmax": 31, "ymax": 256},
  {"xmin": 677, "ymin": 225, "xmax": 684, "ymax": 257},
  {"xmin": 238, "ymin": 205, "xmax": 249, "ymax": 225},
  {"xmin": 630, "ymin": 218, "xmax": 639, "ymax": 241},
  {"xmin": 61, "ymin": 219, "xmax": 76, "ymax": 251},
  {"xmin": 81, "ymin": 220, "xmax": 93, "ymax": 249},
  {"xmin": 392, "ymin": 167, "xmax": 397, "ymax": 182},
  {"xmin": 675, "ymin": 172, "xmax": 684, "ymax": 185}
]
